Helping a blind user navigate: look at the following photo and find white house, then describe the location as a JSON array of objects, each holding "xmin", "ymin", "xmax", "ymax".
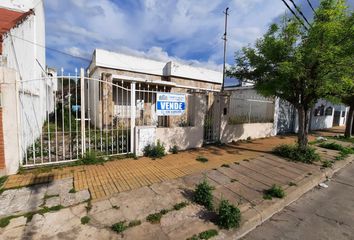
[{"xmin": 0, "ymin": 0, "xmax": 55, "ymax": 174}]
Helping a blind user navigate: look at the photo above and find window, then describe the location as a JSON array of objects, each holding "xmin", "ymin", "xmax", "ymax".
[
  {"xmin": 342, "ymin": 111, "xmax": 346, "ymax": 117},
  {"xmin": 325, "ymin": 107, "xmax": 333, "ymax": 116}
]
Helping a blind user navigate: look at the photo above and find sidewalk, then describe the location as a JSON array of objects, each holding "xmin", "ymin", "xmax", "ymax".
[{"xmin": 4, "ymin": 135, "xmax": 306, "ymax": 200}]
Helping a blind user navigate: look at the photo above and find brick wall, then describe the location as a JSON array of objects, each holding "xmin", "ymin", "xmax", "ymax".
[{"xmin": 0, "ymin": 107, "xmax": 5, "ymax": 170}]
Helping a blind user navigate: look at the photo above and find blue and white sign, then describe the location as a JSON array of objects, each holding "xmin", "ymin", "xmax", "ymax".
[{"xmin": 156, "ymin": 93, "xmax": 186, "ymax": 116}]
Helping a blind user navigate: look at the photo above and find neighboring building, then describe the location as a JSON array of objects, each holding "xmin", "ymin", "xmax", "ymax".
[{"xmin": 0, "ymin": 0, "xmax": 55, "ymax": 174}]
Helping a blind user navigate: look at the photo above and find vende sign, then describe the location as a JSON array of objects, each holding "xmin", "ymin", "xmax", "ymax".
[{"xmin": 156, "ymin": 93, "xmax": 186, "ymax": 116}]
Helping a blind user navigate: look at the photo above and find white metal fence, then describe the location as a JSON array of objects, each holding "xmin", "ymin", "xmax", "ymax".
[{"xmin": 228, "ymin": 94, "xmax": 275, "ymax": 125}]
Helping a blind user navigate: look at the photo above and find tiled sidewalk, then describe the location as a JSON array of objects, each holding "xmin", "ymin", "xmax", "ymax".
[{"xmin": 3, "ymin": 135, "xmax": 313, "ymax": 200}]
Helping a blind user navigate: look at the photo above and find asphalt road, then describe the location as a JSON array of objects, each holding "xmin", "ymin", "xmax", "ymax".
[{"xmin": 242, "ymin": 162, "xmax": 354, "ymax": 240}]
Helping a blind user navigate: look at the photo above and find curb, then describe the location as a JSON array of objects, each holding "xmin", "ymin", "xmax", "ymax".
[{"xmin": 228, "ymin": 155, "xmax": 354, "ymax": 239}]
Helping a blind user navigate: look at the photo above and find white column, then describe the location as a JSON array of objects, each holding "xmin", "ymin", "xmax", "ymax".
[
  {"xmin": 130, "ymin": 82, "xmax": 136, "ymax": 154},
  {"xmin": 80, "ymin": 68, "xmax": 86, "ymax": 155}
]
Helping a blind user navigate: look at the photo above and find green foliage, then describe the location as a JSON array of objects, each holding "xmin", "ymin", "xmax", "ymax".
[
  {"xmin": 0, "ymin": 176, "xmax": 8, "ymax": 189},
  {"xmin": 111, "ymin": 221, "xmax": 127, "ymax": 233},
  {"xmin": 196, "ymin": 156, "xmax": 208, "ymax": 163},
  {"xmin": 81, "ymin": 216, "xmax": 90, "ymax": 225},
  {"xmin": 264, "ymin": 185, "xmax": 285, "ymax": 200},
  {"xmin": 79, "ymin": 151, "xmax": 105, "ymax": 165},
  {"xmin": 227, "ymin": 0, "xmax": 353, "ymax": 149},
  {"xmin": 217, "ymin": 199, "xmax": 241, "ymax": 229},
  {"xmin": 146, "ymin": 212, "xmax": 163, "ymax": 224},
  {"xmin": 187, "ymin": 229, "xmax": 219, "ymax": 240},
  {"xmin": 0, "ymin": 216, "xmax": 15, "ymax": 228},
  {"xmin": 319, "ymin": 142, "xmax": 346, "ymax": 151},
  {"xmin": 319, "ymin": 142, "xmax": 354, "ymax": 160},
  {"xmin": 128, "ymin": 220, "xmax": 141, "ymax": 228},
  {"xmin": 322, "ymin": 160, "xmax": 333, "ymax": 168},
  {"xmin": 69, "ymin": 188, "xmax": 76, "ymax": 193},
  {"xmin": 273, "ymin": 144, "xmax": 320, "ymax": 163},
  {"xmin": 143, "ymin": 140, "xmax": 166, "ymax": 159},
  {"xmin": 194, "ymin": 179, "xmax": 214, "ymax": 211},
  {"xmin": 170, "ymin": 145, "xmax": 179, "ymax": 154},
  {"xmin": 173, "ymin": 202, "xmax": 188, "ymax": 211}
]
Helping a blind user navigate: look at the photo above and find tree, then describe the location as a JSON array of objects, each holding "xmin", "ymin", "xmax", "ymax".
[{"xmin": 227, "ymin": 0, "xmax": 353, "ymax": 149}]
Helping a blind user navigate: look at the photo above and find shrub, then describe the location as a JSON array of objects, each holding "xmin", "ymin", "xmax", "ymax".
[
  {"xmin": 264, "ymin": 185, "xmax": 285, "ymax": 199},
  {"xmin": 217, "ymin": 199, "xmax": 241, "ymax": 229},
  {"xmin": 143, "ymin": 140, "xmax": 165, "ymax": 159},
  {"xmin": 273, "ymin": 144, "xmax": 320, "ymax": 164},
  {"xmin": 318, "ymin": 142, "xmax": 345, "ymax": 151},
  {"xmin": 170, "ymin": 145, "xmax": 179, "ymax": 154},
  {"xmin": 319, "ymin": 142, "xmax": 354, "ymax": 161},
  {"xmin": 196, "ymin": 156, "xmax": 208, "ymax": 163},
  {"xmin": 194, "ymin": 179, "xmax": 214, "ymax": 211},
  {"xmin": 81, "ymin": 216, "xmax": 90, "ymax": 225}
]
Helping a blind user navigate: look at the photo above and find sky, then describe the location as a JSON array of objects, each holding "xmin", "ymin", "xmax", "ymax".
[{"xmin": 44, "ymin": 0, "xmax": 353, "ymax": 85}]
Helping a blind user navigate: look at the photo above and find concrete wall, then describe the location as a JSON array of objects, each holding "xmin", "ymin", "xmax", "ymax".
[
  {"xmin": 221, "ymin": 123, "xmax": 274, "ymax": 143},
  {"xmin": 0, "ymin": 68, "xmax": 21, "ymax": 174}
]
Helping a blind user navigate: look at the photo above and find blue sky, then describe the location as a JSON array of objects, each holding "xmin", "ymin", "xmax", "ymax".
[{"xmin": 44, "ymin": 0, "xmax": 352, "ymax": 85}]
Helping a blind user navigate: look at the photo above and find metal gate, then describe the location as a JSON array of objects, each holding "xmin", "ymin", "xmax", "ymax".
[
  {"xmin": 203, "ymin": 93, "xmax": 219, "ymax": 143},
  {"xmin": 18, "ymin": 69, "xmax": 134, "ymax": 167}
]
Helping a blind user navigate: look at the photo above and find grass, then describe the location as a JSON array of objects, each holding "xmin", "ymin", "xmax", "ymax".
[
  {"xmin": 263, "ymin": 185, "xmax": 285, "ymax": 200},
  {"xmin": 173, "ymin": 202, "xmax": 189, "ymax": 211},
  {"xmin": 322, "ymin": 160, "xmax": 333, "ymax": 168},
  {"xmin": 221, "ymin": 164, "xmax": 230, "ymax": 168},
  {"xmin": 81, "ymin": 216, "xmax": 90, "ymax": 225},
  {"xmin": 196, "ymin": 156, "xmax": 208, "ymax": 163},
  {"xmin": 69, "ymin": 188, "xmax": 76, "ymax": 193},
  {"xmin": 318, "ymin": 142, "xmax": 354, "ymax": 161},
  {"xmin": 43, "ymin": 194, "xmax": 59, "ymax": 200},
  {"xmin": 111, "ymin": 221, "xmax": 127, "ymax": 233},
  {"xmin": 273, "ymin": 144, "xmax": 320, "ymax": 164},
  {"xmin": 0, "ymin": 216, "xmax": 16, "ymax": 228},
  {"xmin": 194, "ymin": 179, "xmax": 214, "ymax": 211},
  {"xmin": 187, "ymin": 229, "xmax": 219, "ymax": 240},
  {"xmin": 0, "ymin": 176, "xmax": 8, "ymax": 189},
  {"xmin": 146, "ymin": 212, "xmax": 164, "ymax": 224},
  {"xmin": 128, "ymin": 220, "xmax": 141, "ymax": 228}
]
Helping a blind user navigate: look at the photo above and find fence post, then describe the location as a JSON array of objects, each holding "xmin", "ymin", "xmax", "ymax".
[
  {"xmin": 80, "ymin": 68, "xmax": 86, "ymax": 156},
  {"xmin": 130, "ymin": 82, "xmax": 136, "ymax": 154}
]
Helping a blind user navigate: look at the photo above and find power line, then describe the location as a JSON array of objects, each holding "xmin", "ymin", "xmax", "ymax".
[
  {"xmin": 306, "ymin": 0, "xmax": 317, "ymax": 17},
  {"xmin": 288, "ymin": 0, "xmax": 312, "ymax": 27},
  {"xmin": 280, "ymin": 0, "xmax": 309, "ymax": 30}
]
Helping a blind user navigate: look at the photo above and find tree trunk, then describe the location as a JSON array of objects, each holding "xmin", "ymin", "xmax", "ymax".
[
  {"xmin": 297, "ymin": 107, "xmax": 310, "ymax": 149},
  {"xmin": 345, "ymin": 105, "xmax": 354, "ymax": 138}
]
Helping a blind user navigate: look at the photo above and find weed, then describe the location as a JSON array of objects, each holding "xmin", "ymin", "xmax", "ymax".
[
  {"xmin": 79, "ymin": 151, "xmax": 105, "ymax": 165},
  {"xmin": 112, "ymin": 205, "xmax": 120, "ymax": 210},
  {"xmin": 319, "ymin": 142, "xmax": 345, "ymax": 151},
  {"xmin": 198, "ymin": 229, "xmax": 218, "ymax": 239},
  {"xmin": 187, "ymin": 236, "xmax": 199, "ymax": 240},
  {"xmin": 0, "ymin": 176, "xmax": 8, "ymax": 189},
  {"xmin": 234, "ymin": 162, "xmax": 240, "ymax": 165},
  {"xmin": 143, "ymin": 140, "xmax": 166, "ymax": 159},
  {"xmin": 128, "ymin": 220, "xmax": 141, "ymax": 228},
  {"xmin": 322, "ymin": 160, "xmax": 333, "ymax": 168},
  {"xmin": 217, "ymin": 199, "xmax": 241, "ymax": 229},
  {"xmin": 263, "ymin": 185, "xmax": 285, "ymax": 200},
  {"xmin": 243, "ymin": 159, "xmax": 250, "ymax": 162},
  {"xmin": 221, "ymin": 164, "xmax": 230, "ymax": 168},
  {"xmin": 69, "ymin": 188, "xmax": 76, "ymax": 193},
  {"xmin": 288, "ymin": 182, "xmax": 297, "ymax": 187},
  {"xmin": 86, "ymin": 200, "xmax": 92, "ymax": 212},
  {"xmin": 111, "ymin": 221, "xmax": 127, "ymax": 233},
  {"xmin": 146, "ymin": 212, "xmax": 163, "ymax": 224},
  {"xmin": 173, "ymin": 202, "xmax": 188, "ymax": 211},
  {"xmin": 170, "ymin": 145, "xmax": 179, "ymax": 154},
  {"xmin": 159, "ymin": 209, "xmax": 169, "ymax": 215},
  {"xmin": 196, "ymin": 156, "xmax": 208, "ymax": 163},
  {"xmin": 81, "ymin": 216, "xmax": 90, "ymax": 225},
  {"xmin": 231, "ymin": 179, "xmax": 237, "ymax": 183},
  {"xmin": 273, "ymin": 144, "xmax": 320, "ymax": 164},
  {"xmin": 194, "ymin": 179, "xmax": 214, "ymax": 211},
  {"xmin": 0, "ymin": 216, "xmax": 16, "ymax": 228},
  {"xmin": 44, "ymin": 194, "xmax": 59, "ymax": 200}
]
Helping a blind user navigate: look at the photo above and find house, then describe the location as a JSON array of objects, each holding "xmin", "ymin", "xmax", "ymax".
[{"xmin": 0, "ymin": 0, "xmax": 55, "ymax": 174}]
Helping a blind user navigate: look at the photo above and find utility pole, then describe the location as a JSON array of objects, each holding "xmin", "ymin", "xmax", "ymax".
[
  {"xmin": 221, "ymin": 7, "xmax": 229, "ymax": 92},
  {"xmin": 218, "ymin": 7, "xmax": 229, "ymax": 143}
]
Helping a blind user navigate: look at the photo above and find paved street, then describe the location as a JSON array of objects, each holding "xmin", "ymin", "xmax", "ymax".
[{"xmin": 242, "ymin": 162, "xmax": 354, "ymax": 240}]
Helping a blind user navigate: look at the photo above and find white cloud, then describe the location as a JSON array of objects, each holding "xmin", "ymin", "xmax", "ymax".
[{"xmin": 44, "ymin": 0, "xmax": 292, "ymax": 70}]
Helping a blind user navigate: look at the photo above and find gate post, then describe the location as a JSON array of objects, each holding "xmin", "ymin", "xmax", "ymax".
[
  {"xmin": 130, "ymin": 82, "xmax": 136, "ymax": 154},
  {"xmin": 80, "ymin": 68, "xmax": 86, "ymax": 155}
]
